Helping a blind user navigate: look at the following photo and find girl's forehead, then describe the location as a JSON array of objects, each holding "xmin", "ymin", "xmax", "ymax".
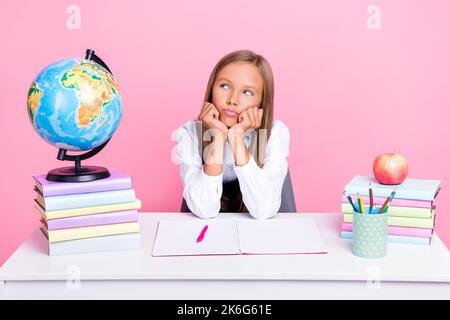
[{"xmin": 216, "ymin": 62, "xmax": 263, "ymax": 88}]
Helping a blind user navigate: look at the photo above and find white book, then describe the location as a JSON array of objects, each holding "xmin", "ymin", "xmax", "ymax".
[
  {"xmin": 152, "ymin": 219, "xmax": 240, "ymax": 256},
  {"xmin": 237, "ymin": 219, "xmax": 327, "ymax": 255},
  {"xmin": 42, "ymin": 230, "xmax": 141, "ymax": 256},
  {"xmin": 344, "ymin": 175, "xmax": 441, "ymax": 201},
  {"xmin": 152, "ymin": 217, "xmax": 327, "ymax": 257}
]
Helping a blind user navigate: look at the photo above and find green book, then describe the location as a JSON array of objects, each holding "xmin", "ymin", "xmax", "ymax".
[
  {"xmin": 344, "ymin": 175, "xmax": 441, "ymax": 201},
  {"xmin": 341, "ymin": 203, "xmax": 434, "ymax": 219},
  {"xmin": 343, "ymin": 213, "xmax": 435, "ymax": 229}
]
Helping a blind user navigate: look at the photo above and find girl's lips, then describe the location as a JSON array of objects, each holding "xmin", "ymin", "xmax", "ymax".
[{"xmin": 223, "ymin": 109, "xmax": 238, "ymax": 117}]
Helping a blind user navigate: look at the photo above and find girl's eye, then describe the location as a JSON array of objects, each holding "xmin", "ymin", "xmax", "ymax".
[
  {"xmin": 220, "ymin": 84, "xmax": 230, "ymax": 90},
  {"xmin": 243, "ymin": 90, "xmax": 254, "ymax": 96}
]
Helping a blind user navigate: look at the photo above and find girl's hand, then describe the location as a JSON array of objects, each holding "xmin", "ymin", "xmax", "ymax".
[
  {"xmin": 228, "ymin": 107, "xmax": 263, "ymax": 140},
  {"xmin": 197, "ymin": 102, "xmax": 228, "ymax": 142}
]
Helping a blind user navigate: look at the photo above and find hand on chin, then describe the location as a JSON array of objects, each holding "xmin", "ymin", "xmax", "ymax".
[{"xmin": 220, "ymin": 116, "xmax": 238, "ymax": 129}]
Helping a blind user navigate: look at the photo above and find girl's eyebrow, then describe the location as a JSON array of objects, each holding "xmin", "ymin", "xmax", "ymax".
[
  {"xmin": 217, "ymin": 77, "xmax": 231, "ymax": 83},
  {"xmin": 217, "ymin": 77, "xmax": 258, "ymax": 91}
]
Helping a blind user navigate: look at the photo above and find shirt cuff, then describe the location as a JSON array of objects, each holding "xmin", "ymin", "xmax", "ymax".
[
  {"xmin": 233, "ymin": 155, "xmax": 259, "ymax": 176},
  {"xmin": 199, "ymin": 166, "xmax": 223, "ymax": 185}
]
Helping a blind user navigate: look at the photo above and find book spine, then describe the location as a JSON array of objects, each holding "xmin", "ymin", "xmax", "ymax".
[
  {"xmin": 43, "ymin": 189, "xmax": 136, "ymax": 211},
  {"xmin": 341, "ymin": 203, "xmax": 433, "ymax": 219},
  {"xmin": 340, "ymin": 231, "xmax": 431, "ymax": 245},
  {"xmin": 40, "ymin": 177, "xmax": 132, "ymax": 196},
  {"xmin": 46, "ymin": 222, "xmax": 140, "ymax": 243},
  {"xmin": 341, "ymin": 222, "xmax": 433, "ymax": 238},
  {"xmin": 46, "ymin": 210, "xmax": 138, "ymax": 230},
  {"xmin": 340, "ymin": 194, "xmax": 433, "ymax": 208},
  {"xmin": 343, "ymin": 213, "xmax": 435, "ymax": 229},
  {"xmin": 48, "ymin": 233, "xmax": 141, "ymax": 256},
  {"xmin": 39, "ymin": 199, "xmax": 142, "ymax": 220},
  {"xmin": 344, "ymin": 186, "xmax": 436, "ymax": 201}
]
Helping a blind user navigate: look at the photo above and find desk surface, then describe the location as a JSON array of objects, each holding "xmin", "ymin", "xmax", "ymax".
[{"xmin": 1, "ymin": 212, "xmax": 449, "ymax": 283}]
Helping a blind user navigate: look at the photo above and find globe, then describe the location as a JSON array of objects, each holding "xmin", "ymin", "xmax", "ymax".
[{"xmin": 27, "ymin": 58, "xmax": 122, "ymax": 151}]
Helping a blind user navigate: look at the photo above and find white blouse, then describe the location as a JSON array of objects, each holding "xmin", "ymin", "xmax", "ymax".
[{"xmin": 174, "ymin": 119, "xmax": 290, "ymax": 220}]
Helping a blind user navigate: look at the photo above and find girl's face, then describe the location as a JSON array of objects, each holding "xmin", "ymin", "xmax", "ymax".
[{"xmin": 212, "ymin": 61, "xmax": 264, "ymax": 128}]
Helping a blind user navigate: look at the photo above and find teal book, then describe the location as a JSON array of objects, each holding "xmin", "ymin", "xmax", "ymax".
[
  {"xmin": 344, "ymin": 175, "xmax": 441, "ymax": 201},
  {"xmin": 41, "ymin": 231, "xmax": 141, "ymax": 256},
  {"xmin": 36, "ymin": 188, "xmax": 136, "ymax": 211}
]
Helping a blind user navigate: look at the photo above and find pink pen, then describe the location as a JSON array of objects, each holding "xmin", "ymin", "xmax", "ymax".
[{"xmin": 196, "ymin": 225, "xmax": 209, "ymax": 243}]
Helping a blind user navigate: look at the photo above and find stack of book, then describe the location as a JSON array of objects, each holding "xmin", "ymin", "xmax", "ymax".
[
  {"xmin": 340, "ymin": 175, "xmax": 441, "ymax": 245},
  {"xmin": 33, "ymin": 168, "xmax": 142, "ymax": 256}
]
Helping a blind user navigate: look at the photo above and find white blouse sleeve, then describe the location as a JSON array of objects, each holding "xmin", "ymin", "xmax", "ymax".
[
  {"xmin": 233, "ymin": 120, "xmax": 290, "ymax": 219},
  {"xmin": 175, "ymin": 123, "xmax": 223, "ymax": 219}
]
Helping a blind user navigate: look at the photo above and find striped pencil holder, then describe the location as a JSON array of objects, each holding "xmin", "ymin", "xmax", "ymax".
[{"xmin": 352, "ymin": 205, "xmax": 388, "ymax": 258}]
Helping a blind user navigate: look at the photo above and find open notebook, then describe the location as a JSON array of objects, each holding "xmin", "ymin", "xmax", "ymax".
[{"xmin": 152, "ymin": 217, "xmax": 327, "ymax": 256}]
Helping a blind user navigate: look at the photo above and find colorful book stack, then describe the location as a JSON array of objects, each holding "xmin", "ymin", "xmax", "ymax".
[
  {"xmin": 33, "ymin": 168, "xmax": 142, "ymax": 256},
  {"xmin": 341, "ymin": 175, "xmax": 441, "ymax": 245}
]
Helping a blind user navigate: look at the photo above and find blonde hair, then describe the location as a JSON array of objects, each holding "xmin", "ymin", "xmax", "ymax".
[{"xmin": 200, "ymin": 50, "xmax": 275, "ymax": 213}]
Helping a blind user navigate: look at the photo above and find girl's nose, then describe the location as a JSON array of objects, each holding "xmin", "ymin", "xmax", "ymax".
[{"xmin": 226, "ymin": 91, "xmax": 239, "ymax": 106}]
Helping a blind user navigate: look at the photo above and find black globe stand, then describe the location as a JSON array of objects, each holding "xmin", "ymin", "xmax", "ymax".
[{"xmin": 46, "ymin": 49, "xmax": 114, "ymax": 183}]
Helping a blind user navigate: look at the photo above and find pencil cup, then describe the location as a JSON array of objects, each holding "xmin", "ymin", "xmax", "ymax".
[{"xmin": 352, "ymin": 206, "xmax": 388, "ymax": 258}]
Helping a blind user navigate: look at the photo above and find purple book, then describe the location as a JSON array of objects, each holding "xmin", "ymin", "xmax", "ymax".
[
  {"xmin": 41, "ymin": 209, "xmax": 139, "ymax": 230},
  {"xmin": 33, "ymin": 168, "xmax": 132, "ymax": 196},
  {"xmin": 340, "ymin": 193, "xmax": 434, "ymax": 208}
]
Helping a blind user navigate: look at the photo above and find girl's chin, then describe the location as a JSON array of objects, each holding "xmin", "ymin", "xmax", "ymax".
[{"xmin": 220, "ymin": 116, "xmax": 238, "ymax": 128}]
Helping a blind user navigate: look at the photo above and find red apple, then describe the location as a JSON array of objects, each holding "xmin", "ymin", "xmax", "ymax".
[{"xmin": 373, "ymin": 153, "xmax": 409, "ymax": 185}]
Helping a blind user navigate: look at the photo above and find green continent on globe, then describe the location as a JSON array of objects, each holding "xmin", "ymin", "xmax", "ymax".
[
  {"xmin": 27, "ymin": 82, "xmax": 42, "ymax": 121},
  {"xmin": 61, "ymin": 61, "xmax": 120, "ymax": 127}
]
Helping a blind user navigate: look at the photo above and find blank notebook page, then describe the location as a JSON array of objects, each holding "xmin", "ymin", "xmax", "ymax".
[
  {"xmin": 152, "ymin": 218, "xmax": 240, "ymax": 256},
  {"xmin": 237, "ymin": 218, "xmax": 327, "ymax": 254}
]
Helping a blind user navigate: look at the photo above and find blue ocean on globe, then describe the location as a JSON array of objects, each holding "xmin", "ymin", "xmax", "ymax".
[{"xmin": 27, "ymin": 58, "xmax": 122, "ymax": 151}]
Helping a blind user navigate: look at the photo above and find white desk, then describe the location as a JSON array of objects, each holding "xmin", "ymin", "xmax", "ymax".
[{"xmin": 1, "ymin": 212, "xmax": 449, "ymax": 300}]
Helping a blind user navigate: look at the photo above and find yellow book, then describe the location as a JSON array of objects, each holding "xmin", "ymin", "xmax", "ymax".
[
  {"xmin": 341, "ymin": 203, "xmax": 434, "ymax": 219},
  {"xmin": 343, "ymin": 213, "xmax": 435, "ymax": 229},
  {"xmin": 34, "ymin": 199, "xmax": 142, "ymax": 220},
  {"xmin": 41, "ymin": 222, "xmax": 140, "ymax": 243}
]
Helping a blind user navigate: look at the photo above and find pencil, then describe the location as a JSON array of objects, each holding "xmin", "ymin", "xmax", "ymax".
[
  {"xmin": 359, "ymin": 196, "xmax": 366, "ymax": 214},
  {"xmin": 378, "ymin": 190, "xmax": 395, "ymax": 214},
  {"xmin": 369, "ymin": 183, "xmax": 374, "ymax": 214},
  {"xmin": 356, "ymin": 193, "xmax": 364, "ymax": 214},
  {"xmin": 390, "ymin": 191, "xmax": 397, "ymax": 202},
  {"xmin": 346, "ymin": 194, "xmax": 358, "ymax": 212}
]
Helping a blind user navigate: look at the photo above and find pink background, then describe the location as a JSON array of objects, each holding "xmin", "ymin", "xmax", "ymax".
[{"xmin": 1, "ymin": 0, "xmax": 449, "ymax": 266}]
